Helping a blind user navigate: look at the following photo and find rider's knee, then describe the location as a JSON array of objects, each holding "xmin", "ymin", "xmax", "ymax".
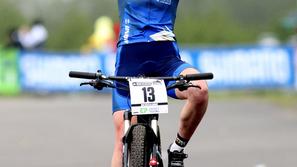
[
  {"xmin": 113, "ymin": 111, "xmax": 125, "ymax": 141},
  {"xmin": 114, "ymin": 122, "xmax": 124, "ymax": 139},
  {"xmin": 114, "ymin": 122, "xmax": 124, "ymax": 152},
  {"xmin": 187, "ymin": 85, "xmax": 208, "ymax": 105}
]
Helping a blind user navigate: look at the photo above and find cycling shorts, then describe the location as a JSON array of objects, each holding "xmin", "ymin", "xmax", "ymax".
[{"xmin": 112, "ymin": 41, "xmax": 194, "ymax": 113}]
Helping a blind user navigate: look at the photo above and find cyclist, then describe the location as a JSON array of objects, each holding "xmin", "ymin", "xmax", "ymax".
[{"xmin": 112, "ymin": 0, "xmax": 209, "ymax": 167}]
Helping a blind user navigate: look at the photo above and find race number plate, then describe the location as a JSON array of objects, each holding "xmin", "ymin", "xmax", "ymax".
[{"xmin": 129, "ymin": 78, "xmax": 168, "ymax": 115}]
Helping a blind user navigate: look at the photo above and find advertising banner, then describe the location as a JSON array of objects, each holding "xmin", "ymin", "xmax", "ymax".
[
  {"xmin": 193, "ymin": 46, "xmax": 295, "ymax": 89},
  {"xmin": 0, "ymin": 49, "xmax": 20, "ymax": 95},
  {"xmin": 19, "ymin": 52, "xmax": 104, "ymax": 92},
  {"xmin": 17, "ymin": 45, "xmax": 296, "ymax": 92}
]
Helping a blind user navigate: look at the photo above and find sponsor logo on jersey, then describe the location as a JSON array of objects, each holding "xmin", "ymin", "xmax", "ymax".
[
  {"xmin": 124, "ymin": 19, "xmax": 130, "ymax": 44},
  {"xmin": 150, "ymin": 26, "xmax": 175, "ymax": 41},
  {"xmin": 157, "ymin": 0, "xmax": 171, "ymax": 5}
]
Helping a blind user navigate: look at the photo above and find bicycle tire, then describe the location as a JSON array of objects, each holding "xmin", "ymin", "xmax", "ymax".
[{"xmin": 129, "ymin": 125, "xmax": 149, "ymax": 167}]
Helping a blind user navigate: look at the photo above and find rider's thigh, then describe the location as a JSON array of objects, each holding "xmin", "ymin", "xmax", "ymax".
[{"xmin": 175, "ymin": 68, "xmax": 209, "ymax": 101}]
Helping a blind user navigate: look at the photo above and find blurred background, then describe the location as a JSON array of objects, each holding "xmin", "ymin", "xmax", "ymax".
[
  {"xmin": 0, "ymin": 0, "xmax": 297, "ymax": 94},
  {"xmin": 1, "ymin": 0, "xmax": 297, "ymax": 50},
  {"xmin": 0, "ymin": 0, "xmax": 297, "ymax": 167}
]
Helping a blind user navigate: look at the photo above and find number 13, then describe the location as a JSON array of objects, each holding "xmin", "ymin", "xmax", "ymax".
[{"xmin": 142, "ymin": 87, "xmax": 155, "ymax": 102}]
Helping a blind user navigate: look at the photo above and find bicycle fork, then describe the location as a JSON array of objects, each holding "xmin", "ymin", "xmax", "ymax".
[
  {"xmin": 122, "ymin": 110, "xmax": 163, "ymax": 167},
  {"xmin": 149, "ymin": 115, "xmax": 162, "ymax": 167},
  {"xmin": 123, "ymin": 110, "xmax": 131, "ymax": 167}
]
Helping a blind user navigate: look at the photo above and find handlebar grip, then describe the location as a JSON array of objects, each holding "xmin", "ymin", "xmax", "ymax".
[
  {"xmin": 69, "ymin": 71, "xmax": 98, "ymax": 79},
  {"xmin": 184, "ymin": 73, "xmax": 214, "ymax": 80}
]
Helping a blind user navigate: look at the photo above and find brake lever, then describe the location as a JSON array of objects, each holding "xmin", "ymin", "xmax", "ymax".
[
  {"xmin": 80, "ymin": 81, "xmax": 94, "ymax": 86},
  {"xmin": 79, "ymin": 80, "xmax": 115, "ymax": 90},
  {"xmin": 167, "ymin": 80, "xmax": 201, "ymax": 91}
]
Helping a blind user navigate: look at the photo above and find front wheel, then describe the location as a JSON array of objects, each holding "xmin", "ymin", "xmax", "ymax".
[{"xmin": 129, "ymin": 125, "xmax": 150, "ymax": 167}]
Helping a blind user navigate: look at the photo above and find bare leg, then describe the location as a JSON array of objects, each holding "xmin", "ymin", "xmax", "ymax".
[
  {"xmin": 175, "ymin": 68, "xmax": 209, "ymax": 140},
  {"xmin": 111, "ymin": 111, "xmax": 124, "ymax": 167}
]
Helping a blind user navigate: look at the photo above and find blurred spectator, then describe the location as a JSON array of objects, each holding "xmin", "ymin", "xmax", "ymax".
[
  {"xmin": 19, "ymin": 19, "xmax": 48, "ymax": 50},
  {"xmin": 113, "ymin": 21, "xmax": 120, "ymax": 44},
  {"xmin": 81, "ymin": 16, "xmax": 116, "ymax": 53},
  {"xmin": 5, "ymin": 27, "xmax": 23, "ymax": 49}
]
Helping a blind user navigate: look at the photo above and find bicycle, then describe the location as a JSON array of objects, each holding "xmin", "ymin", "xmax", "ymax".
[{"xmin": 69, "ymin": 70, "xmax": 213, "ymax": 167}]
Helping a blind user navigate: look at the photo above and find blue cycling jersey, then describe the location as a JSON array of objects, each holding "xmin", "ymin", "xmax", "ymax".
[{"xmin": 117, "ymin": 0, "xmax": 179, "ymax": 46}]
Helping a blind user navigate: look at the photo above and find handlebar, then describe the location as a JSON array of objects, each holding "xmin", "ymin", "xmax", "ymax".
[
  {"xmin": 69, "ymin": 71, "xmax": 213, "ymax": 81},
  {"xmin": 182, "ymin": 73, "xmax": 213, "ymax": 80},
  {"xmin": 69, "ymin": 70, "xmax": 213, "ymax": 91},
  {"xmin": 69, "ymin": 71, "xmax": 101, "ymax": 79}
]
